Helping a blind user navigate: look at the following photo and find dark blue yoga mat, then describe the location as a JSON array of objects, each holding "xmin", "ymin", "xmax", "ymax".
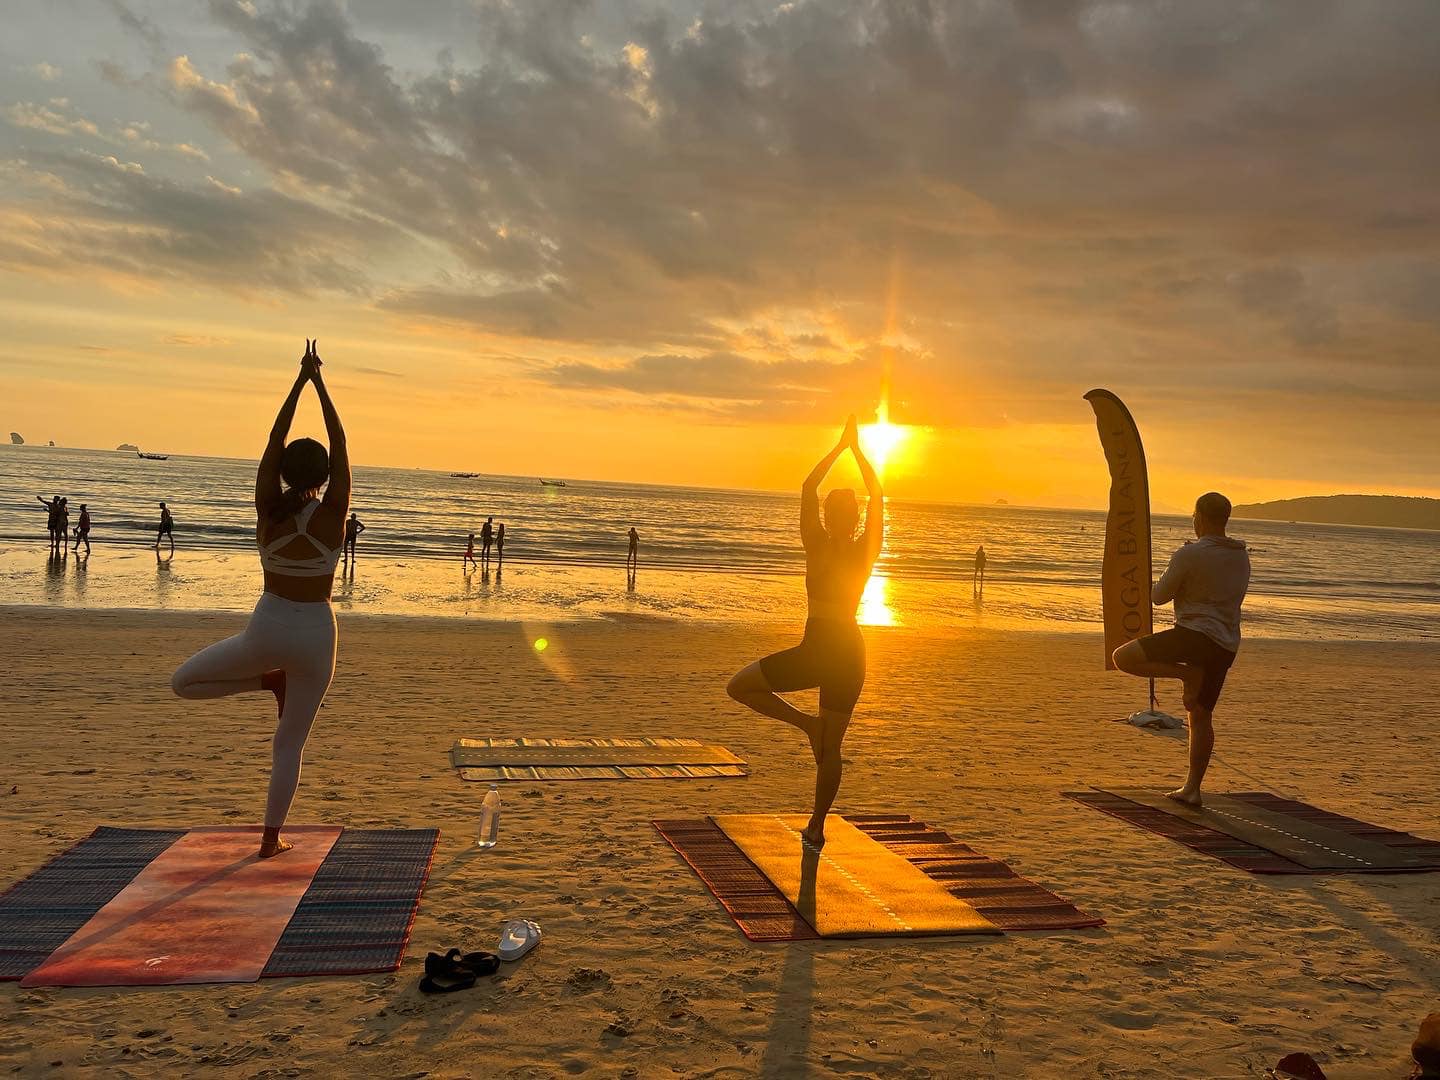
[{"xmin": 0, "ymin": 826, "xmax": 439, "ymax": 980}]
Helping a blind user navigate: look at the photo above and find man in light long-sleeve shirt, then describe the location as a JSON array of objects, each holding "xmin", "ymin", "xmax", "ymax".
[{"xmin": 1113, "ymin": 491, "xmax": 1251, "ymax": 806}]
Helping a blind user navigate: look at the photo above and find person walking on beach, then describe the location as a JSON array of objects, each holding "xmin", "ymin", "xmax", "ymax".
[
  {"xmin": 1112, "ymin": 492, "xmax": 1250, "ymax": 807},
  {"xmin": 37, "ymin": 494, "xmax": 63, "ymax": 551},
  {"xmin": 480, "ymin": 517, "xmax": 494, "ymax": 567},
  {"xmin": 973, "ymin": 544, "xmax": 986, "ymax": 596},
  {"xmin": 343, "ymin": 512, "xmax": 365, "ymax": 565},
  {"xmin": 463, "ymin": 532, "xmax": 478, "ymax": 571},
  {"xmin": 154, "ymin": 502, "xmax": 175, "ymax": 555},
  {"xmin": 727, "ymin": 415, "xmax": 883, "ymax": 848},
  {"xmin": 170, "ymin": 339, "xmax": 350, "ymax": 859},
  {"xmin": 627, "ymin": 526, "xmax": 639, "ymax": 585},
  {"xmin": 72, "ymin": 503, "xmax": 91, "ymax": 556}
]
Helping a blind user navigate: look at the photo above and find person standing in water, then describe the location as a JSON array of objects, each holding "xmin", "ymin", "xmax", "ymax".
[
  {"xmin": 1112, "ymin": 492, "xmax": 1250, "ymax": 807},
  {"xmin": 727, "ymin": 415, "xmax": 883, "ymax": 848},
  {"xmin": 170, "ymin": 340, "xmax": 350, "ymax": 858},
  {"xmin": 627, "ymin": 526, "xmax": 639, "ymax": 586},
  {"xmin": 480, "ymin": 517, "xmax": 494, "ymax": 567},
  {"xmin": 495, "ymin": 521, "xmax": 505, "ymax": 566},
  {"xmin": 154, "ymin": 502, "xmax": 175, "ymax": 555},
  {"xmin": 72, "ymin": 503, "xmax": 91, "ymax": 556},
  {"xmin": 342, "ymin": 512, "xmax": 365, "ymax": 565},
  {"xmin": 463, "ymin": 532, "xmax": 478, "ymax": 571},
  {"xmin": 973, "ymin": 544, "xmax": 987, "ymax": 596},
  {"xmin": 37, "ymin": 494, "xmax": 63, "ymax": 552}
]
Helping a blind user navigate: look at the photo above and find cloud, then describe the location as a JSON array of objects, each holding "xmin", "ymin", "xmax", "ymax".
[
  {"xmin": 31, "ymin": 62, "xmax": 62, "ymax": 82},
  {"xmin": 0, "ymin": 148, "xmax": 392, "ymax": 295},
  {"xmin": 163, "ymin": 334, "xmax": 234, "ymax": 346},
  {"xmin": 4, "ymin": 100, "xmax": 100, "ymax": 138},
  {"xmin": 4, "ymin": 0, "xmax": 1440, "ymax": 441}
]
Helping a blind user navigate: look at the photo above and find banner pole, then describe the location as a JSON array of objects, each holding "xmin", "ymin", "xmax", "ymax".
[{"xmin": 1149, "ymin": 677, "xmax": 1156, "ymax": 712}]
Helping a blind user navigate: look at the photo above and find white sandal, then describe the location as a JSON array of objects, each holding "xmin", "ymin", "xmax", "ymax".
[{"xmin": 497, "ymin": 918, "xmax": 542, "ymax": 962}]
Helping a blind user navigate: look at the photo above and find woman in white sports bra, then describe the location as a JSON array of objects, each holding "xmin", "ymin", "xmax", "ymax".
[{"xmin": 171, "ymin": 340, "xmax": 350, "ymax": 858}]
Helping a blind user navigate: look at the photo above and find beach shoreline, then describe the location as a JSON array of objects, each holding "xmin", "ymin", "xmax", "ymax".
[{"xmin": 2, "ymin": 607, "xmax": 1437, "ymax": 1077}]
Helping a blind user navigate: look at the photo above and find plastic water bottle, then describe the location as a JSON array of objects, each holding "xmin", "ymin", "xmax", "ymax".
[{"xmin": 476, "ymin": 784, "xmax": 501, "ymax": 849}]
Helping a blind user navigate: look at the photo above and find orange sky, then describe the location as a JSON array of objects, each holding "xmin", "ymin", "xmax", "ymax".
[{"xmin": 4, "ymin": 1, "xmax": 1439, "ymax": 512}]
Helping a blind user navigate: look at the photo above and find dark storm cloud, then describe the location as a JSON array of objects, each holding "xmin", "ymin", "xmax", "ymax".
[{"xmin": 4, "ymin": 0, "xmax": 1440, "ymax": 428}]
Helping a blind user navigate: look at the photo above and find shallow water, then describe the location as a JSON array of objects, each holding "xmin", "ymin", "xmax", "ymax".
[{"xmin": 4, "ymin": 444, "xmax": 1437, "ymax": 639}]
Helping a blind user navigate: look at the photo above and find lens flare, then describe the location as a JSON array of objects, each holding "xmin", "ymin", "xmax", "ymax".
[
  {"xmin": 533, "ymin": 637, "xmax": 549, "ymax": 652},
  {"xmin": 859, "ymin": 398, "xmax": 911, "ymax": 474}
]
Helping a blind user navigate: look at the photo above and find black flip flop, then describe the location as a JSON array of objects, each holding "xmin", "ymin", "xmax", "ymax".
[
  {"xmin": 419, "ymin": 969, "xmax": 478, "ymax": 994},
  {"xmin": 460, "ymin": 951, "xmax": 500, "ymax": 976},
  {"xmin": 420, "ymin": 949, "xmax": 479, "ymax": 993}
]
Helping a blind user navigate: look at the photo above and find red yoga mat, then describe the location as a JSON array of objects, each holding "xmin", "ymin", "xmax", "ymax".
[{"xmin": 21, "ymin": 826, "xmax": 341, "ymax": 987}]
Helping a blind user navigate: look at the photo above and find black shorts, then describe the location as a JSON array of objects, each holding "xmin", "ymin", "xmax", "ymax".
[
  {"xmin": 759, "ymin": 618, "xmax": 866, "ymax": 715},
  {"xmin": 1138, "ymin": 626, "xmax": 1236, "ymax": 711}
]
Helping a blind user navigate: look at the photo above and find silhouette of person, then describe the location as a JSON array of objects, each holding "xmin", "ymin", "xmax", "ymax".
[
  {"xmin": 726, "ymin": 415, "xmax": 883, "ymax": 849},
  {"xmin": 170, "ymin": 338, "xmax": 351, "ymax": 859},
  {"xmin": 37, "ymin": 494, "xmax": 63, "ymax": 551},
  {"xmin": 72, "ymin": 503, "xmax": 91, "ymax": 556},
  {"xmin": 495, "ymin": 521, "xmax": 505, "ymax": 565},
  {"xmin": 343, "ymin": 512, "xmax": 365, "ymax": 564},
  {"xmin": 480, "ymin": 517, "xmax": 494, "ymax": 566},
  {"xmin": 627, "ymin": 526, "xmax": 639, "ymax": 586},
  {"xmin": 1112, "ymin": 492, "xmax": 1251, "ymax": 808},
  {"xmin": 463, "ymin": 532, "xmax": 477, "ymax": 571},
  {"xmin": 973, "ymin": 545, "xmax": 986, "ymax": 596},
  {"xmin": 154, "ymin": 501, "xmax": 175, "ymax": 555}
]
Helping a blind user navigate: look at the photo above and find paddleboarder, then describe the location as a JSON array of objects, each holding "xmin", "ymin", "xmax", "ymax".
[
  {"xmin": 726, "ymin": 415, "xmax": 883, "ymax": 848},
  {"xmin": 1112, "ymin": 492, "xmax": 1250, "ymax": 807}
]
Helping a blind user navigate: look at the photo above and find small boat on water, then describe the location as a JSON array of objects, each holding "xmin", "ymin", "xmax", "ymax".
[
  {"xmin": 138, "ymin": 451, "xmax": 169, "ymax": 460},
  {"xmin": 539, "ymin": 478, "xmax": 567, "ymax": 487},
  {"xmin": 451, "ymin": 471, "xmax": 480, "ymax": 478}
]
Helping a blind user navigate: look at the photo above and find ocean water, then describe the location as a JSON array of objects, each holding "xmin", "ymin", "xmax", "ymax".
[{"xmin": 2, "ymin": 445, "xmax": 1437, "ymax": 640}]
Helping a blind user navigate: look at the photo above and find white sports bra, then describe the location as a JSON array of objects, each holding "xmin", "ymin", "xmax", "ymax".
[{"xmin": 258, "ymin": 500, "xmax": 342, "ymax": 577}]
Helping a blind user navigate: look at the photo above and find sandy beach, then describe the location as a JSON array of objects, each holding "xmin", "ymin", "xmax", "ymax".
[{"xmin": 1, "ymin": 605, "xmax": 1437, "ymax": 1078}]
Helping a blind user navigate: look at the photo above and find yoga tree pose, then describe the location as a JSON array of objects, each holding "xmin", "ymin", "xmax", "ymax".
[
  {"xmin": 727, "ymin": 415, "xmax": 883, "ymax": 848},
  {"xmin": 170, "ymin": 340, "xmax": 350, "ymax": 857}
]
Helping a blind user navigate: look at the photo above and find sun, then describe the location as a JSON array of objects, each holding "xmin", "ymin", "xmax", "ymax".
[{"xmin": 859, "ymin": 419, "xmax": 909, "ymax": 473}]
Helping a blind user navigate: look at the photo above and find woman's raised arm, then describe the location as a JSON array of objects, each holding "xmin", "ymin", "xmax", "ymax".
[
  {"xmin": 257, "ymin": 343, "xmax": 312, "ymax": 513},
  {"xmin": 801, "ymin": 417, "xmax": 854, "ymax": 549},
  {"xmin": 850, "ymin": 420, "xmax": 884, "ymax": 562},
  {"xmin": 309, "ymin": 344, "xmax": 350, "ymax": 514}
]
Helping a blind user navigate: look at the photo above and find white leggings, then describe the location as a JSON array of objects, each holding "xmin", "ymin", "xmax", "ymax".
[{"xmin": 171, "ymin": 592, "xmax": 337, "ymax": 829}]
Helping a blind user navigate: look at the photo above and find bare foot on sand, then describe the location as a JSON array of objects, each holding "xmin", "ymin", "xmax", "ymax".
[{"xmin": 1166, "ymin": 787, "xmax": 1203, "ymax": 808}]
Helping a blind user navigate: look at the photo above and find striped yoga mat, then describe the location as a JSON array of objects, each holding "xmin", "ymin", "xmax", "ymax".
[
  {"xmin": 1064, "ymin": 790, "xmax": 1440, "ymax": 874},
  {"xmin": 655, "ymin": 814, "xmax": 1104, "ymax": 941},
  {"xmin": 0, "ymin": 826, "xmax": 438, "ymax": 982},
  {"xmin": 452, "ymin": 737, "xmax": 747, "ymax": 781}
]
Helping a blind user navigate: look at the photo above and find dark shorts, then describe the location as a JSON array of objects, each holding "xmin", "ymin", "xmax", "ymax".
[
  {"xmin": 759, "ymin": 617, "xmax": 866, "ymax": 715},
  {"xmin": 1138, "ymin": 626, "xmax": 1236, "ymax": 711},
  {"xmin": 158, "ymin": 524, "xmax": 173, "ymax": 535}
]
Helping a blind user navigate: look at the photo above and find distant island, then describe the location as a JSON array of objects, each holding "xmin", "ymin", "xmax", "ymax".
[
  {"xmin": 1233, "ymin": 495, "xmax": 1440, "ymax": 531},
  {"xmin": 116, "ymin": 443, "xmax": 139, "ymax": 452},
  {"xmin": 9, "ymin": 432, "xmax": 21, "ymax": 445}
]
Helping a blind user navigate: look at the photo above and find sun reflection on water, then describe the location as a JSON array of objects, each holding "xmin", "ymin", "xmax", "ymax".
[{"xmin": 858, "ymin": 574, "xmax": 896, "ymax": 627}]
